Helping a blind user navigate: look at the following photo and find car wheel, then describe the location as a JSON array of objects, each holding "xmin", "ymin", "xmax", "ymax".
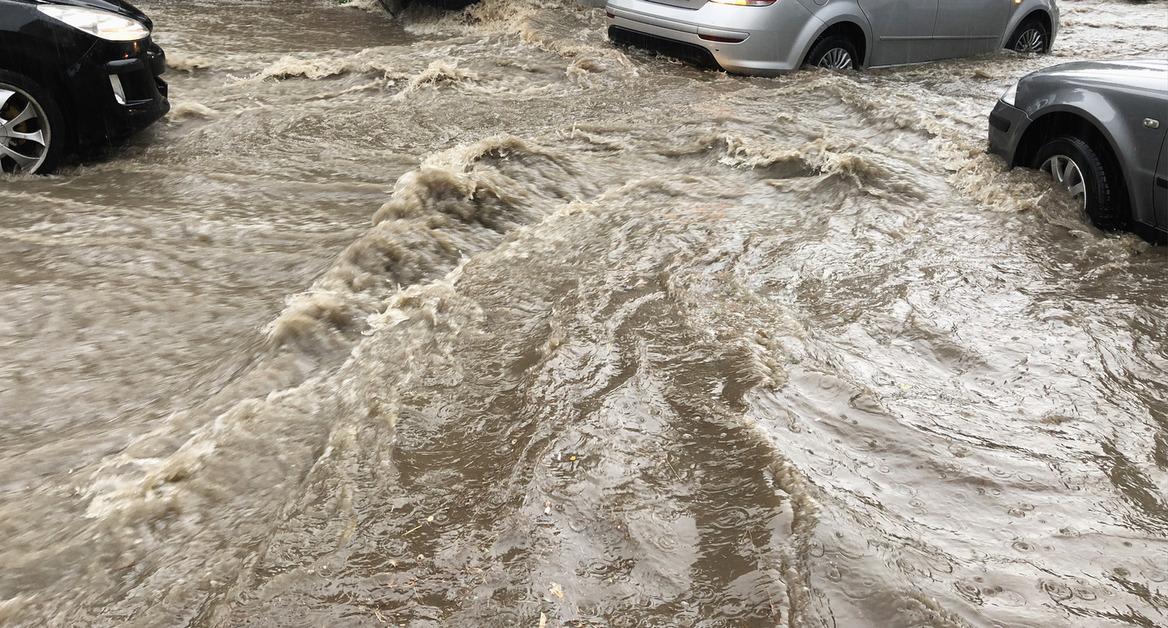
[
  {"xmin": 0, "ymin": 70, "xmax": 65, "ymax": 175},
  {"xmin": 804, "ymin": 36, "xmax": 859, "ymax": 71},
  {"xmin": 1034, "ymin": 136, "xmax": 1125, "ymax": 230},
  {"xmin": 1007, "ymin": 18, "xmax": 1049, "ymax": 54}
]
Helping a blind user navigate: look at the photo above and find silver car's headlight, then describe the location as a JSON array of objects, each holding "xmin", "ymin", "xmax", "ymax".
[
  {"xmin": 1000, "ymin": 81, "xmax": 1019, "ymax": 106},
  {"xmin": 37, "ymin": 5, "xmax": 150, "ymax": 41}
]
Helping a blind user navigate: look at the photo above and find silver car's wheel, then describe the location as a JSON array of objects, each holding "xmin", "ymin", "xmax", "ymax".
[
  {"xmin": 1013, "ymin": 27, "xmax": 1045, "ymax": 54},
  {"xmin": 0, "ymin": 83, "xmax": 51, "ymax": 175},
  {"xmin": 1041, "ymin": 154, "xmax": 1087, "ymax": 210},
  {"xmin": 818, "ymin": 48, "xmax": 854, "ymax": 70}
]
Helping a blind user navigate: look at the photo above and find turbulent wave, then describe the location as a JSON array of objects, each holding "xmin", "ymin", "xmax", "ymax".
[
  {"xmin": 268, "ymin": 134, "xmax": 582, "ymax": 351},
  {"xmin": 660, "ymin": 131, "xmax": 927, "ymax": 201},
  {"xmin": 394, "ymin": 59, "xmax": 479, "ymax": 97},
  {"xmin": 166, "ymin": 51, "xmax": 214, "ymax": 73},
  {"xmin": 169, "ymin": 100, "xmax": 220, "ymax": 120},
  {"xmin": 336, "ymin": 0, "xmax": 386, "ymax": 12},
  {"xmin": 4, "ymin": 0, "xmax": 1168, "ymax": 625},
  {"xmin": 257, "ymin": 48, "xmax": 405, "ymax": 80}
]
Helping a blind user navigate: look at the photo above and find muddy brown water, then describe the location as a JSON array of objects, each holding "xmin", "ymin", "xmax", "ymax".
[{"xmin": 1, "ymin": 0, "xmax": 1167, "ymax": 625}]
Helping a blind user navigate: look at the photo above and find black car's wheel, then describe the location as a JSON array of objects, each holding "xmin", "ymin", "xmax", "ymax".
[
  {"xmin": 1034, "ymin": 136, "xmax": 1126, "ymax": 230},
  {"xmin": 804, "ymin": 36, "xmax": 859, "ymax": 71},
  {"xmin": 1007, "ymin": 17, "xmax": 1049, "ymax": 54},
  {"xmin": 0, "ymin": 70, "xmax": 65, "ymax": 175},
  {"xmin": 377, "ymin": 0, "xmax": 478, "ymax": 13}
]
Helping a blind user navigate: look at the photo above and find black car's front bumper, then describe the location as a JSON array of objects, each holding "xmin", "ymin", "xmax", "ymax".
[
  {"xmin": 987, "ymin": 99, "xmax": 1029, "ymax": 166},
  {"xmin": 68, "ymin": 37, "xmax": 170, "ymax": 149}
]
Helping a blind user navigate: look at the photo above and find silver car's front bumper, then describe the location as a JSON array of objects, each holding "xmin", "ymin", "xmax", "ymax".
[{"xmin": 606, "ymin": 0, "xmax": 822, "ymax": 75}]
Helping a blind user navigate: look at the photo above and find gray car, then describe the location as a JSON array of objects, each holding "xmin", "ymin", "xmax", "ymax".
[
  {"xmin": 606, "ymin": 0, "xmax": 1058, "ymax": 75},
  {"xmin": 989, "ymin": 60, "xmax": 1168, "ymax": 242}
]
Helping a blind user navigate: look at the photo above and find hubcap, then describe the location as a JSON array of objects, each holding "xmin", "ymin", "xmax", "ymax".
[
  {"xmin": 1014, "ymin": 28, "xmax": 1045, "ymax": 54},
  {"xmin": 0, "ymin": 84, "xmax": 50, "ymax": 175},
  {"xmin": 818, "ymin": 47, "xmax": 854, "ymax": 71},
  {"xmin": 1041, "ymin": 154, "xmax": 1087, "ymax": 210}
]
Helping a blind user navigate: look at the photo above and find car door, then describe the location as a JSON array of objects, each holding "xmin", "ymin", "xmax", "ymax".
[
  {"xmin": 857, "ymin": 0, "xmax": 940, "ymax": 66},
  {"xmin": 1155, "ymin": 134, "xmax": 1168, "ymax": 229},
  {"xmin": 933, "ymin": 0, "xmax": 1011, "ymax": 59}
]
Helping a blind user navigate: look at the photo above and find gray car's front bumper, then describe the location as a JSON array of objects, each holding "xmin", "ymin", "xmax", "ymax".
[{"xmin": 988, "ymin": 99, "xmax": 1029, "ymax": 166}]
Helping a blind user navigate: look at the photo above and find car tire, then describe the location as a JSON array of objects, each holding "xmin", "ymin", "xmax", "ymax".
[
  {"xmin": 1033, "ymin": 136, "xmax": 1126, "ymax": 230},
  {"xmin": 1006, "ymin": 17, "xmax": 1050, "ymax": 54},
  {"xmin": 378, "ymin": 0, "xmax": 477, "ymax": 12},
  {"xmin": 0, "ymin": 69, "xmax": 65, "ymax": 175},
  {"xmin": 804, "ymin": 36, "xmax": 860, "ymax": 71}
]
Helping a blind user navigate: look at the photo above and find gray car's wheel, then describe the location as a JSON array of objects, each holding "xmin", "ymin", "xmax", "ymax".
[
  {"xmin": 1007, "ymin": 18, "xmax": 1049, "ymax": 54},
  {"xmin": 1034, "ymin": 136, "xmax": 1125, "ymax": 230},
  {"xmin": 804, "ymin": 36, "xmax": 859, "ymax": 71},
  {"xmin": 0, "ymin": 70, "xmax": 64, "ymax": 175}
]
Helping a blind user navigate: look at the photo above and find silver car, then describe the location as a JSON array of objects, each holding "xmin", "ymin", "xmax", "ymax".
[
  {"xmin": 606, "ymin": 0, "xmax": 1058, "ymax": 75},
  {"xmin": 989, "ymin": 60, "xmax": 1168, "ymax": 242}
]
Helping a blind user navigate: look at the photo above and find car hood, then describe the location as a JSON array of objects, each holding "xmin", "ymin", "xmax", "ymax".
[
  {"xmin": 32, "ymin": 0, "xmax": 151, "ymax": 27},
  {"xmin": 1027, "ymin": 59, "xmax": 1168, "ymax": 96}
]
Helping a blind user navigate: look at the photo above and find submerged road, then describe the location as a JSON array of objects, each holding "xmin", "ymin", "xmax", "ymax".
[{"xmin": 1, "ymin": 0, "xmax": 1167, "ymax": 624}]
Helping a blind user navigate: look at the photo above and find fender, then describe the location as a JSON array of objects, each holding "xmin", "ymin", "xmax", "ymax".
[
  {"xmin": 793, "ymin": 1, "xmax": 873, "ymax": 67},
  {"xmin": 1001, "ymin": 1, "xmax": 1058, "ymax": 49},
  {"xmin": 1021, "ymin": 94, "xmax": 1146, "ymax": 223},
  {"xmin": 0, "ymin": 34, "xmax": 69, "ymax": 72},
  {"xmin": 0, "ymin": 32, "xmax": 76, "ymax": 113}
]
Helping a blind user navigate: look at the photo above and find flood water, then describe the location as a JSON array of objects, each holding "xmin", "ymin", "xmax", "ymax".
[{"xmin": 2, "ymin": 0, "xmax": 1167, "ymax": 625}]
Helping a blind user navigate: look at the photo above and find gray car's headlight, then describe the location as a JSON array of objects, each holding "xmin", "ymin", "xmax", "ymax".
[
  {"xmin": 37, "ymin": 5, "xmax": 150, "ymax": 41},
  {"xmin": 1000, "ymin": 81, "xmax": 1019, "ymax": 106}
]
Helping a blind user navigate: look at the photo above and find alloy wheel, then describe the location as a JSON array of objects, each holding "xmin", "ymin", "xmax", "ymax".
[
  {"xmin": 818, "ymin": 48, "xmax": 854, "ymax": 71},
  {"xmin": 1041, "ymin": 154, "xmax": 1087, "ymax": 210},
  {"xmin": 0, "ymin": 84, "xmax": 51, "ymax": 175},
  {"xmin": 1014, "ymin": 28, "xmax": 1045, "ymax": 54}
]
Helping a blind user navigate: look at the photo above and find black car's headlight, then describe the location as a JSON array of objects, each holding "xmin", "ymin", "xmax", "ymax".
[
  {"xmin": 1000, "ymin": 81, "xmax": 1019, "ymax": 107},
  {"xmin": 37, "ymin": 5, "xmax": 150, "ymax": 41}
]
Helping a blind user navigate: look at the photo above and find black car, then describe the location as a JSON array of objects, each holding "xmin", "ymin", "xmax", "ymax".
[
  {"xmin": 0, "ymin": 0, "xmax": 168, "ymax": 175},
  {"xmin": 989, "ymin": 60, "xmax": 1168, "ymax": 242}
]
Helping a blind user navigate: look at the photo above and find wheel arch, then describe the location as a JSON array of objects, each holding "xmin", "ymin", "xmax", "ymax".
[
  {"xmin": 1015, "ymin": 108, "xmax": 1132, "ymax": 209},
  {"xmin": 802, "ymin": 17, "xmax": 871, "ymax": 68},
  {"xmin": 0, "ymin": 41, "xmax": 76, "ymax": 146},
  {"xmin": 1004, "ymin": 7, "xmax": 1055, "ymax": 50}
]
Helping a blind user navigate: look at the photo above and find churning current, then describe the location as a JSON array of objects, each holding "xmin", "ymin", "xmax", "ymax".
[{"xmin": 1, "ymin": 0, "xmax": 1167, "ymax": 625}]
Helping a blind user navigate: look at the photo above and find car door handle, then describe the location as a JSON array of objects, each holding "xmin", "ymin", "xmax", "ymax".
[{"xmin": 1157, "ymin": 176, "xmax": 1168, "ymax": 189}]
